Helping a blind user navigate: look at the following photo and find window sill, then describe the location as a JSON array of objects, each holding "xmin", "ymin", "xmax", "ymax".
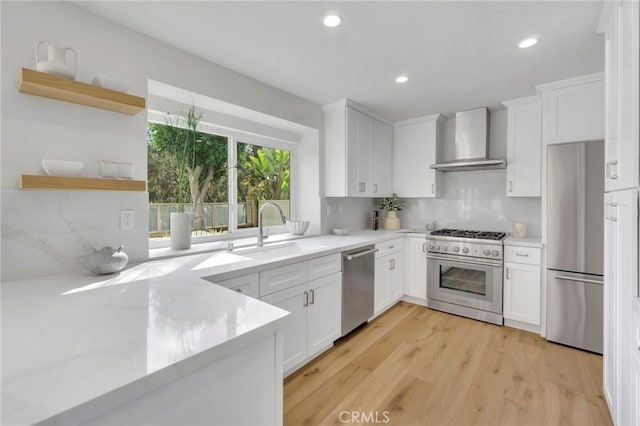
[{"xmin": 148, "ymin": 232, "xmax": 318, "ymax": 261}]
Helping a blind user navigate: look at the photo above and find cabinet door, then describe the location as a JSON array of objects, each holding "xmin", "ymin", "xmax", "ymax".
[
  {"xmin": 606, "ymin": 0, "xmax": 639, "ymax": 191},
  {"xmin": 389, "ymin": 253, "xmax": 404, "ymax": 301},
  {"xmin": 346, "ymin": 107, "xmax": 373, "ymax": 196},
  {"xmin": 393, "ymin": 117, "xmax": 441, "ymax": 198},
  {"xmin": 213, "ymin": 273, "xmax": 259, "ymax": 298},
  {"xmin": 503, "ymin": 262, "xmax": 540, "ymax": 325},
  {"xmin": 373, "ymin": 119, "xmax": 393, "ymax": 196},
  {"xmin": 261, "ymin": 285, "xmax": 307, "ymax": 372},
  {"xmin": 603, "ymin": 191, "xmax": 619, "ymax": 417},
  {"xmin": 307, "ymin": 273, "xmax": 342, "ymax": 357},
  {"xmin": 543, "ymin": 79, "xmax": 604, "ymax": 145},
  {"xmin": 604, "ymin": 189, "xmax": 638, "ymax": 423},
  {"xmin": 405, "ymin": 237, "xmax": 427, "ymax": 299},
  {"xmin": 505, "ymin": 98, "xmax": 541, "ymax": 197},
  {"xmin": 374, "ymin": 255, "xmax": 391, "ymax": 315}
]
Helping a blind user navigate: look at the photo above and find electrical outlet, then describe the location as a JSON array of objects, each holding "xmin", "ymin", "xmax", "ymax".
[
  {"xmin": 120, "ymin": 209, "xmax": 134, "ymax": 230},
  {"xmin": 326, "ymin": 206, "xmax": 332, "ymax": 216}
]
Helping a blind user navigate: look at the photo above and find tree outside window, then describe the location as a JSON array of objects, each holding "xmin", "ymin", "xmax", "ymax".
[{"xmin": 147, "ymin": 109, "xmax": 291, "ymax": 238}]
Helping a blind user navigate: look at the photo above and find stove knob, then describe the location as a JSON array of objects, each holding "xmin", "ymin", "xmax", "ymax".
[
  {"xmin": 452, "ymin": 246, "xmax": 460, "ymax": 253},
  {"xmin": 462, "ymin": 247, "xmax": 469, "ymax": 254},
  {"xmin": 441, "ymin": 245, "xmax": 448, "ymax": 252},
  {"xmin": 428, "ymin": 244, "xmax": 436, "ymax": 251},
  {"xmin": 491, "ymin": 250, "xmax": 499, "ymax": 257},
  {"xmin": 482, "ymin": 249, "xmax": 491, "ymax": 256}
]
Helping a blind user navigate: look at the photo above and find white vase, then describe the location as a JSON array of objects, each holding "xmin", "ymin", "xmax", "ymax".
[
  {"xmin": 170, "ymin": 212, "xmax": 192, "ymax": 250},
  {"xmin": 384, "ymin": 211, "xmax": 400, "ymax": 230}
]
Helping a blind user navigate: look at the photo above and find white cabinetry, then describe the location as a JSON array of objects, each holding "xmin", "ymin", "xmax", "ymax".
[
  {"xmin": 393, "ymin": 114, "xmax": 444, "ymax": 198},
  {"xmin": 374, "ymin": 238, "xmax": 404, "ymax": 316},
  {"xmin": 404, "ymin": 236, "xmax": 428, "ymax": 300},
  {"xmin": 537, "ymin": 73, "xmax": 604, "ymax": 145},
  {"xmin": 502, "ymin": 96, "xmax": 542, "ymax": 197},
  {"xmin": 632, "ymin": 300, "xmax": 640, "ymax": 426},
  {"xmin": 260, "ymin": 253, "xmax": 342, "ymax": 374},
  {"xmin": 212, "ymin": 273, "xmax": 260, "ymax": 298},
  {"xmin": 599, "ymin": 1, "xmax": 640, "ymax": 422},
  {"xmin": 603, "ymin": 189, "xmax": 638, "ymax": 423},
  {"xmin": 600, "ymin": 1, "xmax": 639, "ymax": 192},
  {"xmin": 503, "ymin": 244, "xmax": 541, "ymax": 332},
  {"xmin": 323, "ymin": 99, "xmax": 393, "ymax": 197}
]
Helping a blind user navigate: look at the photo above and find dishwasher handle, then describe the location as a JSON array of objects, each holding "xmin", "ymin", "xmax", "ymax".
[{"xmin": 344, "ymin": 248, "xmax": 378, "ymax": 261}]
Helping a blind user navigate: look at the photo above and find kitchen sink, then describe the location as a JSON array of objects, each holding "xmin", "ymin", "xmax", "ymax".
[{"xmin": 234, "ymin": 241, "xmax": 324, "ymax": 260}]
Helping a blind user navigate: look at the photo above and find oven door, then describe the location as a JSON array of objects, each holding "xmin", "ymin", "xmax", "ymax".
[{"xmin": 427, "ymin": 253, "xmax": 503, "ymax": 314}]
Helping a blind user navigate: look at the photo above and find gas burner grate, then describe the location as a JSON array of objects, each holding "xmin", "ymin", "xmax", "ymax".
[{"xmin": 430, "ymin": 228, "xmax": 506, "ymax": 241}]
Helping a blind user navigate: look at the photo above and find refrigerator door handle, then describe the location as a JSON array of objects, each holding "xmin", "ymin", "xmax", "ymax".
[{"xmin": 553, "ymin": 272, "xmax": 603, "ymax": 286}]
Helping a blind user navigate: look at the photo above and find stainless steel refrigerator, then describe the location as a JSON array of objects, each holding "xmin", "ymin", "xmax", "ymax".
[{"xmin": 546, "ymin": 140, "xmax": 604, "ymax": 353}]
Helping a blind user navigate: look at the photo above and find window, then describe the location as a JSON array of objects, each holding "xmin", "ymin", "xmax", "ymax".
[{"xmin": 147, "ymin": 109, "xmax": 293, "ymax": 242}]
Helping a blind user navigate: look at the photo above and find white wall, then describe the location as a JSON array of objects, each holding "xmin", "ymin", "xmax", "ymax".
[{"xmin": 1, "ymin": 1, "xmax": 322, "ymax": 281}]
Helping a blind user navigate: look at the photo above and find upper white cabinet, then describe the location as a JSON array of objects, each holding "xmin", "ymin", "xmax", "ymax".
[
  {"xmin": 323, "ymin": 99, "xmax": 393, "ymax": 197},
  {"xmin": 599, "ymin": 1, "xmax": 639, "ymax": 192},
  {"xmin": 502, "ymin": 96, "xmax": 542, "ymax": 197},
  {"xmin": 537, "ymin": 73, "xmax": 604, "ymax": 145},
  {"xmin": 393, "ymin": 114, "xmax": 444, "ymax": 198}
]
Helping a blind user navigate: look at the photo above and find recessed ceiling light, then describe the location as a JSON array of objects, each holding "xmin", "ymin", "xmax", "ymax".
[
  {"xmin": 395, "ymin": 75, "xmax": 409, "ymax": 84},
  {"xmin": 519, "ymin": 38, "xmax": 538, "ymax": 49},
  {"xmin": 323, "ymin": 14, "xmax": 342, "ymax": 27}
]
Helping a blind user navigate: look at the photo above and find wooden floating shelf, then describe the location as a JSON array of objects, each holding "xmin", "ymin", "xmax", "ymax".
[
  {"xmin": 20, "ymin": 175, "xmax": 146, "ymax": 192},
  {"xmin": 18, "ymin": 68, "xmax": 146, "ymax": 115}
]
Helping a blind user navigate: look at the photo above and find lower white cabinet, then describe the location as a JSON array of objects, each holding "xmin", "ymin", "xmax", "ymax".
[
  {"xmin": 374, "ymin": 238, "xmax": 404, "ymax": 315},
  {"xmin": 405, "ymin": 236, "xmax": 427, "ymax": 300},
  {"xmin": 503, "ymin": 245, "xmax": 541, "ymax": 330},
  {"xmin": 603, "ymin": 189, "xmax": 638, "ymax": 423},
  {"xmin": 262, "ymin": 284, "xmax": 308, "ymax": 371},
  {"xmin": 632, "ymin": 299, "xmax": 640, "ymax": 426},
  {"xmin": 307, "ymin": 273, "xmax": 342, "ymax": 357},
  {"xmin": 262, "ymin": 273, "xmax": 341, "ymax": 373}
]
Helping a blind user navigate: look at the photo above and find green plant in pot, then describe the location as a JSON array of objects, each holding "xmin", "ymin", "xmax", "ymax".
[
  {"xmin": 157, "ymin": 106, "xmax": 205, "ymax": 249},
  {"xmin": 378, "ymin": 193, "xmax": 406, "ymax": 230}
]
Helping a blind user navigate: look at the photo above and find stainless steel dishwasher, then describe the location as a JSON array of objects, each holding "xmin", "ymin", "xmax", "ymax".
[{"xmin": 341, "ymin": 245, "xmax": 377, "ymax": 336}]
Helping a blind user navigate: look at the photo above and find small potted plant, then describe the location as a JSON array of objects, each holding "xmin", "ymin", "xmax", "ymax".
[{"xmin": 378, "ymin": 193, "xmax": 406, "ymax": 230}]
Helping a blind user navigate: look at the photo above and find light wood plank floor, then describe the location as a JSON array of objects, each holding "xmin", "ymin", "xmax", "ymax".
[{"xmin": 284, "ymin": 302, "xmax": 612, "ymax": 426}]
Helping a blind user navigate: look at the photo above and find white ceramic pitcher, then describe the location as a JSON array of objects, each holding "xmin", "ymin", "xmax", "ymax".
[{"xmin": 36, "ymin": 41, "xmax": 77, "ymax": 80}]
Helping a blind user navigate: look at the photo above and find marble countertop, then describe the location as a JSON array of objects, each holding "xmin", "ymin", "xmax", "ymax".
[
  {"xmin": 1, "ymin": 229, "xmax": 404, "ymax": 424},
  {"xmin": 504, "ymin": 235, "xmax": 543, "ymax": 248}
]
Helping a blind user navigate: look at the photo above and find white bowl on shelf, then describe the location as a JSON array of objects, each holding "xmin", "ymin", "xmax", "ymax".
[
  {"xmin": 286, "ymin": 220, "xmax": 310, "ymax": 235},
  {"xmin": 332, "ymin": 227, "xmax": 350, "ymax": 236},
  {"xmin": 41, "ymin": 159, "xmax": 84, "ymax": 177},
  {"xmin": 91, "ymin": 74, "xmax": 130, "ymax": 93}
]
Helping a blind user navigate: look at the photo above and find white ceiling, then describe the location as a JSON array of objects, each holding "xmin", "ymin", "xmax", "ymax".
[{"xmin": 74, "ymin": 1, "xmax": 604, "ymax": 122}]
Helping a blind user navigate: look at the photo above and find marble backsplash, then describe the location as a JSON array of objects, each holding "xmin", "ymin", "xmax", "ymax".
[
  {"xmin": 1, "ymin": 189, "xmax": 149, "ymax": 281},
  {"xmin": 323, "ymin": 170, "xmax": 542, "ymax": 237}
]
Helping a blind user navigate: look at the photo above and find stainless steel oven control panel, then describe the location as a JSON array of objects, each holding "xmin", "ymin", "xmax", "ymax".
[{"xmin": 426, "ymin": 239, "xmax": 503, "ymax": 260}]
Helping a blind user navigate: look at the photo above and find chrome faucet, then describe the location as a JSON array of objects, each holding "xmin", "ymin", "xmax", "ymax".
[{"xmin": 257, "ymin": 202, "xmax": 287, "ymax": 247}]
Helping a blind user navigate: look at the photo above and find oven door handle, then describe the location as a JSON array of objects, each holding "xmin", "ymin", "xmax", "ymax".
[{"xmin": 427, "ymin": 254, "xmax": 502, "ymax": 268}]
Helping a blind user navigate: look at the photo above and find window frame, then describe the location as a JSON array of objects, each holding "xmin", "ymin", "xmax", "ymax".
[{"xmin": 147, "ymin": 110, "xmax": 297, "ymax": 249}]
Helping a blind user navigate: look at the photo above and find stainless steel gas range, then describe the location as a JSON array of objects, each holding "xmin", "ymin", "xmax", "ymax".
[{"xmin": 426, "ymin": 229, "xmax": 506, "ymax": 325}]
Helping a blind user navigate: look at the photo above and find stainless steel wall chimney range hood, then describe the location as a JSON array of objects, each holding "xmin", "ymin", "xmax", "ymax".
[{"xmin": 430, "ymin": 107, "xmax": 506, "ymax": 172}]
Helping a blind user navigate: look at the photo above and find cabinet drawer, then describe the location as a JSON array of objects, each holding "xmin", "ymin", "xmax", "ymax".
[
  {"xmin": 505, "ymin": 246, "xmax": 541, "ymax": 265},
  {"xmin": 376, "ymin": 238, "xmax": 404, "ymax": 258},
  {"xmin": 214, "ymin": 273, "xmax": 260, "ymax": 298},
  {"xmin": 260, "ymin": 262, "xmax": 308, "ymax": 297},
  {"xmin": 308, "ymin": 253, "xmax": 341, "ymax": 281}
]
